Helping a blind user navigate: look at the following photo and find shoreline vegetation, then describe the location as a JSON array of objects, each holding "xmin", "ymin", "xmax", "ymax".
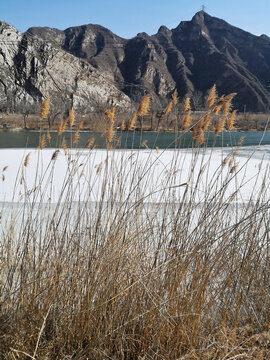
[
  {"xmin": 1, "ymin": 88, "xmax": 270, "ymax": 359},
  {"xmin": 0, "ymin": 86, "xmax": 269, "ymax": 133},
  {"xmin": 1, "ymin": 110, "xmax": 269, "ymax": 132}
]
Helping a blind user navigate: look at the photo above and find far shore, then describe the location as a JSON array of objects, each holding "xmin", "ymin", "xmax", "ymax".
[
  {"xmin": 0, "ymin": 126, "xmax": 267, "ymax": 133},
  {"xmin": 1, "ymin": 111, "xmax": 269, "ymax": 133}
]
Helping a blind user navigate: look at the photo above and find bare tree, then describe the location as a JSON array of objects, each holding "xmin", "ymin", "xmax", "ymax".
[{"xmin": 191, "ymin": 90, "xmax": 204, "ymax": 110}]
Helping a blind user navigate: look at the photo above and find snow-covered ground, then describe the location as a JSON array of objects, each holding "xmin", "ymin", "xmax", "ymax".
[{"xmin": 0, "ymin": 146, "xmax": 269, "ymax": 204}]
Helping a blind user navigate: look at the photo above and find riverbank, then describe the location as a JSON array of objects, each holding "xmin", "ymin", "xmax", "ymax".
[{"xmin": 1, "ymin": 111, "xmax": 269, "ymax": 132}]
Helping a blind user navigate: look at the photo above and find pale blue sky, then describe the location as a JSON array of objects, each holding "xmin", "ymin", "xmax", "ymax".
[{"xmin": 1, "ymin": 0, "xmax": 269, "ymax": 38}]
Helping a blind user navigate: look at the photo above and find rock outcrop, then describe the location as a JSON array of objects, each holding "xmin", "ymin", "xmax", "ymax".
[{"xmin": 0, "ymin": 21, "xmax": 130, "ymax": 114}]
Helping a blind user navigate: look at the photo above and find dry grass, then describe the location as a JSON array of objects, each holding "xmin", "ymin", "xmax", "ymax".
[
  {"xmin": 69, "ymin": 107, "xmax": 75, "ymax": 127},
  {"xmin": 0, "ymin": 93, "xmax": 270, "ymax": 359},
  {"xmin": 40, "ymin": 96, "xmax": 50, "ymax": 121},
  {"xmin": 137, "ymin": 94, "xmax": 151, "ymax": 116}
]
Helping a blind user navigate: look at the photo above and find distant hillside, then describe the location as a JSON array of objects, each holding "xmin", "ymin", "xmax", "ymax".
[
  {"xmin": 1, "ymin": 11, "xmax": 270, "ymax": 113},
  {"xmin": 0, "ymin": 21, "xmax": 130, "ymax": 115}
]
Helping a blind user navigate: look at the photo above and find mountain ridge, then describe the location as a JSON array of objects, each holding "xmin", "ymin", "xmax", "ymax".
[{"xmin": 1, "ymin": 12, "xmax": 270, "ymax": 113}]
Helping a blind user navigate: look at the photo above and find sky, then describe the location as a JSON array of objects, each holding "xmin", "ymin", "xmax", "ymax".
[{"xmin": 1, "ymin": 0, "xmax": 270, "ymax": 38}]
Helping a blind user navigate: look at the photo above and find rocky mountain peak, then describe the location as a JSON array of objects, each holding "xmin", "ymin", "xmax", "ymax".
[
  {"xmin": 191, "ymin": 10, "xmax": 208, "ymax": 24},
  {"xmin": 157, "ymin": 25, "xmax": 171, "ymax": 35},
  {"xmin": 0, "ymin": 20, "xmax": 21, "ymax": 41}
]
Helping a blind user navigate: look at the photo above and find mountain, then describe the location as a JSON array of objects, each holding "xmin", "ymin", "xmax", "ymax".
[
  {"xmin": 1, "ymin": 11, "xmax": 270, "ymax": 113},
  {"xmin": 0, "ymin": 20, "xmax": 130, "ymax": 115}
]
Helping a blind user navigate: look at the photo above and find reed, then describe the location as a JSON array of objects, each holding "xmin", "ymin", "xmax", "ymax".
[
  {"xmin": 107, "ymin": 121, "xmax": 115, "ymax": 143},
  {"xmin": 228, "ymin": 109, "xmax": 237, "ymax": 130},
  {"xmin": 202, "ymin": 110, "xmax": 212, "ymax": 131},
  {"xmin": 207, "ymin": 84, "xmax": 217, "ymax": 108},
  {"xmin": 215, "ymin": 115, "xmax": 226, "ymax": 135},
  {"xmin": 39, "ymin": 134, "xmax": 46, "ymax": 149},
  {"xmin": 137, "ymin": 94, "xmax": 150, "ymax": 116},
  {"xmin": 24, "ymin": 152, "xmax": 31, "ymax": 167},
  {"xmin": 40, "ymin": 96, "xmax": 50, "ymax": 120},
  {"xmin": 128, "ymin": 111, "xmax": 137, "ymax": 131},
  {"xmin": 1, "ymin": 89, "xmax": 269, "ymax": 360},
  {"xmin": 69, "ymin": 107, "xmax": 75, "ymax": 127},
  {"xmin": 105, "ymin": 107, "xmax": 116, "ymax": 143},
  {"xmin": 72, "ymin": 129, "xmax": 80, "ymax": 144},
  {"xmin": 46, "ymin": 130, "xmax": 52, "ymax": 142},
  {"xmin": 184, "ymin": 97, "xmax": 190, "ymax": 111},
  {"xmin": 105, "ymin": 107, "xmax": 115, "ymax": 122},
  {"xmin": 57, "ymin": 120, "xmax": 65, "ymax": 136},
  {"xmin": 164, "ymin": 101, "xmax": 173, "ymax": 116},
  {"xmin": 222, "ymin": 93, "xmax": 237, "ymax": 116},
  {"xmin": 120, "ymin": 120, "xmax": 125, "ymax": 131},
  {"xmin": 172, "ymin": 89, "xmax": 178, "ymax": 105},
  {"xmin": 85, "ymin": 137, "xmax": 95, "ymax": 148},
  {"xmin": 212, "ymin": 95, "xmax": 225, "ymax": 115},
  {"xmin": 183, "ymin": 109, "xmax": 191, "ymax": 130},
  {"xmin": 196, "ymin": 130, "xmax": 205, "ymax": 145},
  {"xmin": 61, "ymin": 136, "xmax": 67, "ymax": 150},
  {"xmin": 51, "ymin": 149, "xmax": 60, "ymax": 161}
]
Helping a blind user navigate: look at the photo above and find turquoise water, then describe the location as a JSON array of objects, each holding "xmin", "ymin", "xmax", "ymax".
[{"xmin": 0, "ymin": 130, "xmax": 270, "ymax": 149}]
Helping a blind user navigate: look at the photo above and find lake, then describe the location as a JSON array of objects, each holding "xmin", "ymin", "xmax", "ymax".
[{"xmin": 1, "ymin": 130, "xmax": 270, "ymax": 149}]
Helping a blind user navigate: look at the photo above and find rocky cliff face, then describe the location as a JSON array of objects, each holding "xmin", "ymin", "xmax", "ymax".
[
  {"xmin": 0, "ymin": 21, "xmax": 130, "ymax": 114},
  {"xmin": 1, "ymin": 12, "xmax": 270, "ymax": 113}
]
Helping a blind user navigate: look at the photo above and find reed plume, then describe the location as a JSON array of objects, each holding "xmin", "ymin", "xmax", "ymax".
[
  {"xmin": 107, "ymin": 121, "xmax": 115, "ymax": 143},
  {"xmin": 85, "ymin": 137, "xmax": 95, "ymax": 148},
  {"xmin": 213, "ymin": 104, "xmax": 222, "ymax": 115},
  {"xmin": 222, "ymin": 101, "xmax": 231, "ymax": 117},
  {"xmin": 140, "ymin": 140, "xmax": 149, "ymax": 149},
  {"xmin": 69, "ymin": 108, "xmax": 75, "ymax": 126},
  {"xmin": 57, "ymin": 120, "xmax": 65, "ymax": 136},
  {"xmin": 105, "ymin": 107, "xmax": 116, "ymax": 143},
  {"xmin": 120, "ymin": 120, "xmax": 125, "ymax": 131},
  {"xmin": 207, "ymin": 84, "xmax": 217, "ymax": 108},
  {"xmin": 222, "ymin": 93, "xmax": 237, "ymax": 116},
  {"xmin": 213, "ymin": 95, "xmax": 226, "ymax": 115},
  {"xmin": 192, "ymin": 122, "xmax": 203, "ymax": 140},
  {"xmin": 51, "ymin": 150, "xmax": 60, "ymax": 161},
  {"xmin": 202, "ymin": 111, "xmax": 212, "ymax": 131},
  {"xmin": 105, "ymin": 107, "xmax": 115, "ymax": 122},
  {"xmin": 215, "ymin": 116, "xmax": 226, "ymax": 135},
  {"xmin": 40, "ymin": 96, "xmax": 50, "ymax": 120},
  {"xmin": 73, "ymin": 130, "xmax": 80, "ymax": 144},
  {"xmin": 39, "ymin": 134, "xmax": 46, "ymax": 149},
  {"xmin": 24, "ymin": 153, "xmax": 31, "ymax": 167},
  {"xmin": 238, "ymin": 136, "xmax": 245, "ymax": 146},
  {"xmin": 78, "ymin": 121, "xmax": 83, "ymax": 130},
  {"xmin": 224, "ymin": 93, "xmax": 237, "ymax": 103},
  {"xmin": 184, "ymin": 97, "xmax": 191, "ymax": 111},
  {"xmin": 183, "ymin": 109, "xmax": 191, "ymax": 130},
  {"xmin": 228, "ymin": 110, "xmax": 237, "ymax": 130},
  {"xmin": 137, "ymin": 95, "xmax": 150, "ymax": 116},
  {"xmin": 192, "ymin": 126, "xmax": 198, "ymax": 140},
  {"xmin": 61, "ymin": 136, "xmax": 67, "ymax": 151},
  {"xmin": 172, "ymin": 89, "xmax": 178, "ymax": 105},
  {"xmin": 196, "ymin": 131, "xmax": 205, "ymax": 146},
  {"xmin": 164, "ymin": 101, "xmax": 173, "ymax": 116},
  {"xmin": 128, "ymin": 112, "xmax": 137, "ymax": 131},
  {"xmin": 115, "ymin": 136, "xmax": 121, "ymax": 148},
  {"xmin": 47, "ymin": 130, "xmax": 52, "ymax": 142}
]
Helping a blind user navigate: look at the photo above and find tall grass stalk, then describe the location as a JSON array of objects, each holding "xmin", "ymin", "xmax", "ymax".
[{"xmin": 1, "ymin": 98, "xmax": 270, "ymax": 359}]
